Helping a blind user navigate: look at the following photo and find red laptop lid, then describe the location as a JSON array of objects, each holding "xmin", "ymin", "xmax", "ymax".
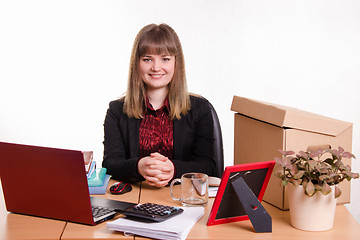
[{"xmin": 0, "ymin": 142, "xmax": 95, "ymax": 225}]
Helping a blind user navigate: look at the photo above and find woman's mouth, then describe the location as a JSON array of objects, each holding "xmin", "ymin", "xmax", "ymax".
[{"xmin": 149, "ymin": 74, "xmax": 164, "ymax": 79}]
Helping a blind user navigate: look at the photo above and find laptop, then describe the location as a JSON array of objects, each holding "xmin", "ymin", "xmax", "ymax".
[{"xmin": 0, "ymin": 141, "xmax": 137, "ymax": 225}]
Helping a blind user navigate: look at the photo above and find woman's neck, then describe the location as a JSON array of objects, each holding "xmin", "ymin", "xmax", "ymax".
[{"xmin": 146, "ymin": 87, "xmax": 169, "ymax": 110}]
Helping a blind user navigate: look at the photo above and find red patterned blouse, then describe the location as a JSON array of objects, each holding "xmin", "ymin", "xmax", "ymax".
[{"xmin": 139, "ymin": 98, "xmax": 174, "ymax": 159}]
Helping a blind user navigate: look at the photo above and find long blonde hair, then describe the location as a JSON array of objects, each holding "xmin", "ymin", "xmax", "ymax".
[{"xmin": 123, "ymin": 23, "xmax": 190, "ymax": 120}]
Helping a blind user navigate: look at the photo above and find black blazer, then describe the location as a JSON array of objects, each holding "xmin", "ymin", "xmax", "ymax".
[{"xmin": 102, "ymin": 95, "xmax": 216, "ymax": 182}]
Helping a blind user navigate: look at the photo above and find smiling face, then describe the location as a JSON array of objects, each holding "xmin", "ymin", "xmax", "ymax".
[
  {"xmin": 139, "ymin": 54, "xmax": 175, "ymax": 91},
  {"xmin": 124, "ymin": 24, "xmax": 189, "ymax": 119}
]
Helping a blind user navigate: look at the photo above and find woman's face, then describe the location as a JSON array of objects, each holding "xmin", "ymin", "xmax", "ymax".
[{"xmin": 139, "ymin": 53, "xmax": 175, "ymax": 91}]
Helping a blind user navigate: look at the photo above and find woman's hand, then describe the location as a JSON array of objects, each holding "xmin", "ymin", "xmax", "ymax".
[{"xmin": 138, "ymin": 152, "xmax": 175, "ymax": 187}]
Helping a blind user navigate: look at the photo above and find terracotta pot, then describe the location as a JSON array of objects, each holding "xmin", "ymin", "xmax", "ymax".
[{"xmin": 287, "ymin": 184, "xmax": 337, "ymax": 231}]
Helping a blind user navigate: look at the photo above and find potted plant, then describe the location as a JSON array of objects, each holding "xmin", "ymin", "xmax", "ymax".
[{"xmin": 274, "ymin": 146, "xmax": 359, "ymax": 231}]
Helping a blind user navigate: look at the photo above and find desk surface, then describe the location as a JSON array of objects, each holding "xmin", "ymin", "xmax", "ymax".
[
  {"xmin": 1, "ymin": 179, "xmax": 360, "ymax": 240},
  {"xmin": 138, "ymin": 184, "xmax": 360, "ymax": 240},
  {"xmin": 61, "ymin": 180, "xmax": 140, "ymax": 240},
  {"xmin": 0, "ymin": 180, "xmax": 66, "ymax": 240}
]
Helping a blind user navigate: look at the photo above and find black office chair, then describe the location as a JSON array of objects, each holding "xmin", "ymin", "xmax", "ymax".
[{"xmin": 209, "ymin": 102, "xmax": 224, "ymax": 178}]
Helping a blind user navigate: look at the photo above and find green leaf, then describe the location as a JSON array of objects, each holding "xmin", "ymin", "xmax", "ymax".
[
  {"xmin": 274, "ymin": 157, "xmax": 283, "ymax": 165},
  {"xmin": 338, "ymin": 146, "xmax": 345, "ymax": 153},
  {"xmin": 309, "ymin": 149, "xmax": 322, "ymax": 158},
  {"xmin": 290, "ymin": 179, "xmax": 302, "ymax": 186},
  {"xmin": 284, "ymin": 156, "xmax": 294, "ymax": 168},
  {"xmin": 302, "ymin": 179, "xmax": 308, "ymax": 187},
  {"xmin": 274, "ymin": 169, "xmax": 284, "ymax": 178},
  {"xmin": 335, "ymin": 186, "xmax": 342, "ymax": 198},
  {"xmin": 342, "ymin": 166, "xmax": 351, "ymax": 176},
  {"xmin": 334, "ymin": 160, "xmax": 344, "ymax": 167},
  {"xmin": 321, "ymin": 183, "xmax": 331, "ymax": 195},
  {"xmin": 305, "ymin": 181, "xmax": 315, "ymax": 196},
  {"xmin": 314, "ymin": 184, "xmax": 322, "ymax": 191},
  {"xmin": 342, "ymin": 151, "xmax": 355, "ymax": 159},
  {"xmin": 290, "ymin": 165, "xmax": 298, "ymax": 175},
  {"xmin": 329, "ymin": 172, "xmax": 336, "ymax": 178},
  {"xmin": 298, "ymin": 151, "xmax": 309, "ymax": 159},
  {"xmin": 331, "ymin": 150, "xmax": 340, "ymax": 160},
  {"xmin": 320, "ymin": 167, "xmax": 329, "ymax": 174},
  {"xmin": 324, "ymin": 158, "xmax": 334, "ymax": 166},
  {"xmin": 293, "ymin": 170, "xmax": 305, "ymax": 179},
  {"xmin": 351, "ymin": 172, "xmax": 359, "ymax": 179},
  {"xmin": 308, "ymin": 160, "xmax": 317, "ymax": 171},
  {"xmin": 319, "ymin": 175, "xmax": 329, "ymax": 181},
  {"xmin": 279, "ymin": 150, "xmax": 295, "ymax": 156}
]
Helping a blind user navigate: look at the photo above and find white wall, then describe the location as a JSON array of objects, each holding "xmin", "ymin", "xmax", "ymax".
[{"xmin": 1, "ymin": 0, "xmax": 359, "ymax": 223}]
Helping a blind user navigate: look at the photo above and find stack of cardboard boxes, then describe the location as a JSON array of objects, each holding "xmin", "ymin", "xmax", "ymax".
[{"xmin": 231, "ymin": 95, "xmax": 353, "ymax": 210}]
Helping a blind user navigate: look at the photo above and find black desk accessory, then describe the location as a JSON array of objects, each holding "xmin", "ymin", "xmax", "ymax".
[{"xmin": 230, "ymin": 173, "xmax": 272, "ymax": 232}]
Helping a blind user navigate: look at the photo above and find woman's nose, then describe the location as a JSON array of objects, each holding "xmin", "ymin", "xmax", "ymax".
[{"xmin": 150, "ymin": 60, "xmax": 161, "ymax": 71}]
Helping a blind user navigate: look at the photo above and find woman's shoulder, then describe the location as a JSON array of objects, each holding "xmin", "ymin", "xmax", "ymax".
[
  {"xmin": 188, "ymin": 93, "xmax": 213, "ymax": 116},
  {"xmin": 189, "ymin": 93, "xmax": 211, "ymax": 107},
  {"xmin": 107, "ymin": 97, "xmax": 126, "ymax": 115},
  {"xmin": 109, "ymin": 97, "xmax": 125, "ymax": 107}
]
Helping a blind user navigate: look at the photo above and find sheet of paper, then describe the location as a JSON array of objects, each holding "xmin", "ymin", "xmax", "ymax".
[
  {"xmin": 209, "ymin": 186, "xmax": 218, "ymax": 198},
  {"xmin": 107, "ymin": 207, "xmax": 204, "ymax": 240}
]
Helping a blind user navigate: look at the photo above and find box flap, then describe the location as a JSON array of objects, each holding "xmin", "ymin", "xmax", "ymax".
[{"xmin": 231, "ymin": 95, "xmax": 352, "ymax": 137}]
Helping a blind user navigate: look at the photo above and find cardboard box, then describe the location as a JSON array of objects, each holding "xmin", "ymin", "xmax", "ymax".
[{"xmin": 231, "ymin": 95, "xmax": 353, "ymax": 210}]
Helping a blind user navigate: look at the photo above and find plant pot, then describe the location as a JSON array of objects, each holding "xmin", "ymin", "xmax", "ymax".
[{"xmin": 287, "ymin": 184, "xmax": 337, "ymax": 231}]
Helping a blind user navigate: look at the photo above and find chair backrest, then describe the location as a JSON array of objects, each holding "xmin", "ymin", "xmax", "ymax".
[{"xmin": 209, "ymin": 102, "xmax": 224, "ymax": 178}]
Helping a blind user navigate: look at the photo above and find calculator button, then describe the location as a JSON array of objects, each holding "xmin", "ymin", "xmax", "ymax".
[{"xmin": 120, "ymin": 203, "xmax": 184, "ymax": 222}]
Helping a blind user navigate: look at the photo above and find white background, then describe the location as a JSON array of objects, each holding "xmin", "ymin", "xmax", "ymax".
[{"xmin": 1, "ymin": 0, "xmax": 359, "ymax": 223}]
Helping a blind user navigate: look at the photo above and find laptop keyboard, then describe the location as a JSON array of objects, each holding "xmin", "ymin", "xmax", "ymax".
[{"xmin": 92, "ymin": 206, "xmax": 116, "ymax": 224}]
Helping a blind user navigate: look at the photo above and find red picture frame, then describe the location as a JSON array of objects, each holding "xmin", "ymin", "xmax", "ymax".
[{"xmin": 207, "ymin": 161, "xmax": 275, "ymax": 226}]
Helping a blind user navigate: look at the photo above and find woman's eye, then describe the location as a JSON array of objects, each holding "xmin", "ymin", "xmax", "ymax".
[
  {"xmin": 163, "ymin": 58, "xmax": 171, "ymax": 62},
  {"xmin": 142, "ymin": 58, "xmax": 151, "ymax": 62}
]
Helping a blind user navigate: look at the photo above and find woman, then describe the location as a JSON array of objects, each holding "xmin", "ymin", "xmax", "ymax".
[{"xmin": 102, "ymin": 23, "xmax": 217, "ymax": 187}]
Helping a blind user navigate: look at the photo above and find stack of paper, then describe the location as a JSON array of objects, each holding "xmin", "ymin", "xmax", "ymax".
[
  {"xmin": 107, "ymin": 207, "xmax": 204, "ymax": 240},
  {"xmin": 209, "ymin": 186, "xmax": 218, "ymax": 198}
]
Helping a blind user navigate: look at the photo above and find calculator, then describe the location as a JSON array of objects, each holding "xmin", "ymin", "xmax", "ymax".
[{"xmin": 117, "ymin": 203, "xmax": 184, "ymax": 222}]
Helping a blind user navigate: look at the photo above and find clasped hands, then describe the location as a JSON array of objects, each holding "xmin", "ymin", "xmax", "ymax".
[{"xmin": 138, "ymin": 152, "xmax": 175, "ymax": 187}]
